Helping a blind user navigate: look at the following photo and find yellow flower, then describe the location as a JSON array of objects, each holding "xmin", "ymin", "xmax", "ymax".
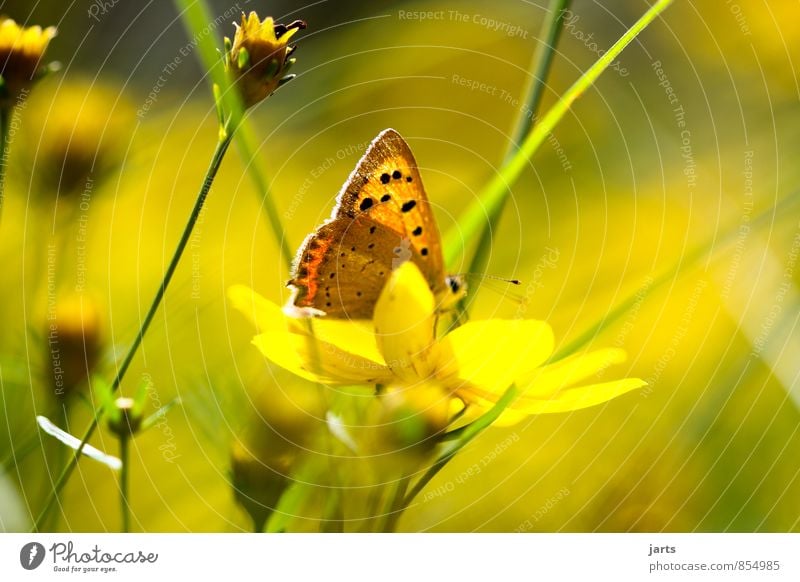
[
  {"xmin": 0, "ymin": 17, "xmax": 57, "ymax": 105},
  {"xmin": 229, "ymin": 263, "xmax": 645, "ymax": 426},
  {"xmin": 224, "ymin": 12, "xmax": 305, "ymax": 109}
]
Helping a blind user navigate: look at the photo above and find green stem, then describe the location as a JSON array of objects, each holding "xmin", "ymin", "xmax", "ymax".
[
  {"xmin": 119, "ymin": 435, "xmax": 130, "ymax": 533},
  {"xmin": 381, "ymin": 475, "xmax": 411, "ymax": 533},
  {"xmin": 506, "ymin": 0, "xmax": 572, "ymax": 160},
  {"xmin": 0, "ymin": 105, "xmax": 10, "ymax": 224},
  {"xmin": 32, "ymin": 129, "xmax": 235, "ymax": 532},
  {"xmin": 401, "ymin": 386, "xmax": 518, "ymax": 512},
  {"xmin": 234, "ymin": 123, "xmax": 294, "ymax": 268},
  {"xmin": 459, "ymin": 0, "xmax": 572, "ymax": 319},
  {"xmin": 444, "ymin": 0, "xmax": 674, "ymax": 267},
  {"xmin": 173, "ymin": 0, "xmax": 293, "ymax": 269}
]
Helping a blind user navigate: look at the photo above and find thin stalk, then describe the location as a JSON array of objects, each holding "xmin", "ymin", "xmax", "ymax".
[
  {"xmin": 460, "ymin": 0, "xmax": 571, "ymax": 317},
  {"xmin": 174, "ymin": 0, "xmax": 293, "ymax": 269},
  {"xmin": 119, "ymin": 435, "xmax": 130, "ymax": 533},
  {"xmin": 235, "ymin": 122, "xmax": 294, "ymax": 268},
  {"xmin": 506, "ymin": 0, "xmax": 573, "ymax": 160},
  {"xmin": 381, "ymin": 474, "xmax": 411, "ymax": 533},
  {"xmin": 32, "ymin": 130, "xmax": 235, "ymax": 532},
  {"xmin": 0, "ymin": 105, "xmax": 10, "ymax": 224},
  {"xmin": 401, "ymin": 386, "xmax": 518, "ymax": 512},
  {"xmin": 444, "ymin": 0, "xmax": 674, "ymax": 267}
]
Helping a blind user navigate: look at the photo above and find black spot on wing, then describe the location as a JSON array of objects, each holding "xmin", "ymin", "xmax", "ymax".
[{"xmin": 401, "ymin": 200, "xmax": 416, "ymax": 212}]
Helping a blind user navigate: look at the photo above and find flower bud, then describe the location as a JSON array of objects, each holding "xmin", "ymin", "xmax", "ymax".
[
  {"xmin": 0, "ymin": 17, "xmax": 57, "ymax": 106},
  {"xmin": 46, "ymin": 294, "xmax": 102, "ymax": 401},
  {"xmin": 224, "ymin": 12, "xmax": 305, "ymax": 109},
  {"xmin": 106, "ymin": 397, "xmax": 143, "ymax": 438},
  {"xmin": 230, "ymin": 440, "xmax": 292, "ymax": 532}
]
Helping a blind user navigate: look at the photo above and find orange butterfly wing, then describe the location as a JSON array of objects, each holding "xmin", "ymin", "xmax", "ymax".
[{"xmin": 288, "ymin": 129, "xmax": 450, "ymax": 318}]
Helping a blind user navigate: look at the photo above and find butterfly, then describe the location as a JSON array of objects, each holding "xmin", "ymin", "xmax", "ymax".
[{"xmin": 287, "ymin": 128, "xmax": 465, "ymax": 319}]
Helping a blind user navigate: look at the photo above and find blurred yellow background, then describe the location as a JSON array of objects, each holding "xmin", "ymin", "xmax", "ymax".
[{"xmin": 0, "ymin": 0, "xmax": 798, "ymax": 532}]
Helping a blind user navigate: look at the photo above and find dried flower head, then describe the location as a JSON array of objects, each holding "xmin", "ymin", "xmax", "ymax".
[
  {"xmin": 0, "ymin": 17, "xmax": 57, "ymax": 106},
  {"xmin": 224, "ymin": 12, "xmax": 305, "ymax": 109},
  {"xmin": 231, "ymin": 440, "xmax": 293, "ymax": 532},
  {"xmin": 24, "ymin": 81, "xmax": 132, "ymax": 198},
  {"xmin": 46, "ymin": 294, "xmax": 102, "ymax": 401}
]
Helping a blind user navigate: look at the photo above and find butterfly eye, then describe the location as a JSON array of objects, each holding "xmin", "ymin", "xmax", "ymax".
[{"xmin": 447, "ymin": 277, "xmax": 462, "ymax": 293}]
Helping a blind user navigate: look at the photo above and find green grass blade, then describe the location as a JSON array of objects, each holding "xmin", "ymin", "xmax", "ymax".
[
  {"xmin": 233, "ymin": 121, "xmax": 294, "ymax": 268},
  {"xmin": 461, "ymin": 0, "xmax": 572, "ymax": 317},
  {"xmin": 444, "ymin": 0, "xmax": 674, "ymax": 267},
  {"xmin": 506, "ymin": 0, "xmax": 573, "ymax": 160}
]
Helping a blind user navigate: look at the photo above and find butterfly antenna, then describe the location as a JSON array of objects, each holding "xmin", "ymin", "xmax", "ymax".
[
  {"xmin": 459, "ymin": 273, "xmax": 524, "ymax": 301},
  {"xmin": 460, "ymin": 272, "xmax": 521, "ymax": 285}
]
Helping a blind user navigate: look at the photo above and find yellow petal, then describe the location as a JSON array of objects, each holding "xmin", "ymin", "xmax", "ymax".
[
  {"xmin": 311, "ymin": 319, "xmax": 384, "ymax": 365},
  {"xmin": 252, "ymin": 332, "xmax": 391, "ymax": 385},
  {"xmin": 511, "ymin": 378, "xmax": 646, "ymax": 414},
  {"xmin": 229, "ymin": 284, "xmax": 385, "ymax": 364},
  {"xmin": 373, "ymin": 262, "xmax": 438, "ymax": 382},
  {"xmin": 229, "ymin": 285, "xmax": 390, "ymax": 384},
  {"xmin": 462, "ymin": 377, "xmax": 645, "ymax": 426},
  {"xmin": 520, "ymin": 348, "xmax": 629, "ymax": 398},
  {"xmin": 228, "ymin": 284, "xmax": 294, "ymax": 333},
  {"xmin": 439, "ymin": 319, "xmax": 554, "ymax": 395}
]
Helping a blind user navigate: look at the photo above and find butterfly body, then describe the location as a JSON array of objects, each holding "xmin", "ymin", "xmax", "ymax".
[{"xmin": 288, "ymin": 128, "xmax": 464, "ymax": 319}]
